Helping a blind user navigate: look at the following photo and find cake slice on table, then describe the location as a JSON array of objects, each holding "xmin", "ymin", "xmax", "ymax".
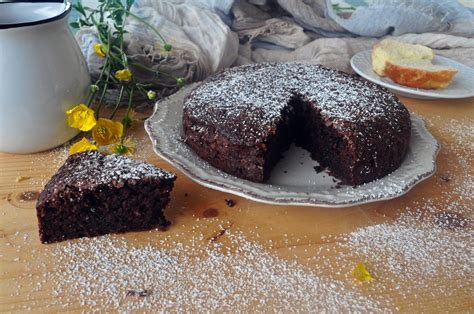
[
  {"xmin": 36, "ymin": 150, "xmax": 176, "ymax": 243},
  {"xmin": 372, "ymin": 39, "xmax": 458, "ymax": 89}
]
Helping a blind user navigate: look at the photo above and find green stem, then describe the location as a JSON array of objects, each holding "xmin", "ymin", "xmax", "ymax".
[
  {"xmin": 120, "ymin": 14, "xmax": 128, "ymax": 67},
  {"xmin": 130, "ymin": 62, "xmax": 178, "ymax": 80},
  {"xmin": 109, "ymin": 47, "xmax": 129, "ymax": 67},
  {"xmin": 124, "ymin": 86, "xmax": 134, "ymax": 119},
  {"xmin": 124, "ymin": 10, "xmax": 168, "ymax": 46},
  {"xmin": 109, "ymin": 86, "xmax": 125, "ymax": 119},
  {"xmin": 87, "ymin": 48, "xmax": 111, "ymax": 108},
  {"xmin": 135, "ymin": 84, "xmax": 149, "ymax": 98},
  {"xmin": 95, "ymin": 68, "xmax": 111, "ymax": 118},
  {"xmin": 86, "ymin": 90, "xmax": 97, "ymax": 107}
]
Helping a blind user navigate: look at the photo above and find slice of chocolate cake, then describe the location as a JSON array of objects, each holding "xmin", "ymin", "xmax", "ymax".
[{"xmin": 36, "ymin": 150, "xmax": 176, "ymax": 243}]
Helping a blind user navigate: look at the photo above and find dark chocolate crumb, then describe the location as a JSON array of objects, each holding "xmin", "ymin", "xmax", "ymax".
[
  {"xmin": 225, "ymin": 199, "xmax": 236, "ymax": 207},
  {"xmin": 18, "ymin": 191, "xmax": 40, "ymax": 202},
  {"xmin": 314, "ymin": 165, "xmax": 325, "ymax": 174},
  {"xmin": 207, "ymin": 223, "xmax": 233, "ymax": 242},
  {"xmin": 440, "ymin": 174, "xmax": 451, "ymax": 183},
  {"xmin": 126, "ymin": 289, "xmax": 150, "ymax": 297},
  {"xmin": 184, "ymin": 193, "xmax": 189, "ymax": 197}
]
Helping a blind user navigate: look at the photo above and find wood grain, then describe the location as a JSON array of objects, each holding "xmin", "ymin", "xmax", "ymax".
[{"xmin": 0, "ymin": 96, "xmax": 473, "ymax": 312}]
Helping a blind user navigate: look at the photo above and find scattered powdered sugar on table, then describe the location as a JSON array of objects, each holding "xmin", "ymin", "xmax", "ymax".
[
  {"xmin": 9, "ymin": 113, "xmax": 471, "ymax": 311},
  {"xmin": 342, "ymin": 208, "xmax": 472, "ymax": 280},
  {"xmin": 25, "ymin": 145, "xmax": 69, "ymax": 187},
  {"xmin": 49, "ymin": 230, "xmax": 383, "ymax": 312},
  {"xmin": 344, "ymin": 116, "xmax": 473, "ymax": 284},
  {"xmin": 309, "ymin": 117, "xmax": 473, "ymax": 305}
]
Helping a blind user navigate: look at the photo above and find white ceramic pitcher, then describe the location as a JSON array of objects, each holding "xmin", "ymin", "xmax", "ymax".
[{"xmin": 0, "ymin": 1, "xmax": 90, "ymax": 153}]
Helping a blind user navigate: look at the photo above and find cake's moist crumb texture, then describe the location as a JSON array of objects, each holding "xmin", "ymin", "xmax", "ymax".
[
  {"xmin": 36, "ymin": 150, "xmax": 176, "ymax": 243},
  {"xmin": 183, "ymin": 63, "xmax": 411, "ymax": 185}
]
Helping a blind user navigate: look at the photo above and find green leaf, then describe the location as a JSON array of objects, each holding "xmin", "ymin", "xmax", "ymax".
[
  {"xmin": 72, "ymin": 2, "xmax": 86, "ymax": 15},
  {"xmin": 69, "ymin": 21, "xmax": 80, "ymax": 29},
  {"xmin": 79, "ymin": 19, "xmax": 92, "ymax": 27}
]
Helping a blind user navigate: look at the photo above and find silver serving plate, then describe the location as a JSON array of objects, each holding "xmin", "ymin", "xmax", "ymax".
[{"xmin": 145, "ymin": 83, "xmax": 439, "ymax": 207}]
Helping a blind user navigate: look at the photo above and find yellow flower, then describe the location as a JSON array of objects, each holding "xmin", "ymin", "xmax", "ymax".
[
  {"xmin": 110, "ymin": 137, "xmax": 136, "ymax": 156},
  {"xmin": 66, "ymin": 104, "xmax": 97, "ymax": 131},
  {"xmin": 352, "ymin": 262, "xmax": 374, "ymax": 283},
  {"xmin": 92, "ymin": 118, "xmax": 123, "ymax": 145},
  {"xmin": 114, "ymin": 69, "xmax": 132, "ymax": 82},
  {"xmin": 93, "ymin": 43, "xmax": 106, "ymax": 57},
  {"xmin": 69, "ymin": 137, "xmax": 98, "ymax": 155}
]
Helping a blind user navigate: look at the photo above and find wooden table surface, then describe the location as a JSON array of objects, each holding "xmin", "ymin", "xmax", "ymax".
[{"xmin": 0, "ymin": 96, "xmax": 473, "ymax": 312}]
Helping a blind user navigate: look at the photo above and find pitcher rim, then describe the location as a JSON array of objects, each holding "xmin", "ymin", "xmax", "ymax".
[{"xmin": 0, "ymin": 2, "xmax": 71, "ymax": 30}]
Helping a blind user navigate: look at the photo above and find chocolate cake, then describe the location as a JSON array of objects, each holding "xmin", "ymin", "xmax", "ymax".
[
  {"xmin": 36, "ymin": 150, "xmax": 176, "ymax": 243},
  {"xmin": 183, "ymin": 63, "xmax": 411, "ymax": 185}
]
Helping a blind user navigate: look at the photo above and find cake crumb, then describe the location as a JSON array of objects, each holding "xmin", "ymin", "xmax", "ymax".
[
  {"xmin": 207, "ymin": 223, "xmax": 233, "ymax": 242},
  {"xmin": 225, "ymin": 199, "xmax": 236, "ymax": 207},
  {"xmin": 440, "ymin": 174, "xmax": 451, "ymax": 182},
  {"xmin": 126, "ymin": 289, "xmax": 150, "ymax": 297}
]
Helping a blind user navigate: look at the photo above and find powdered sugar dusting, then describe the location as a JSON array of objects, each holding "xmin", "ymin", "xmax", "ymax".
[
  {"xmin": 48, "ymin": 230, "xmax": 383, "ymax": 312},
  {"xmin": 4, "ymin": 108, "xmax": 471, "ymax": 312},
  {"xmin": 42, "ymin": 150, "xmax": 175, "ymax": 195},
  {"xmin": 184, "ymin": 63, "xmax": 409, "ymax": 144}
]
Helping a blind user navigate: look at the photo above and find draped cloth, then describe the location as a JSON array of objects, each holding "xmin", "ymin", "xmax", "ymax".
[{"xmin": 76, "ymin": 0, "xmax": 474, "ymax": 104}]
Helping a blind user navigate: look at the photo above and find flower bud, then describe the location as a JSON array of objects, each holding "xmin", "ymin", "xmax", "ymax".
[
  {"xmin": 147, "ymin": 90, "xmax": 157, "ymax": 100},
  {"xmin": 90, "ymin": 84, "xmax": 99, "ymax": 93},
  {"xmin": 176, "ymin": 77, "xmax": 185, "ymax": 88}
]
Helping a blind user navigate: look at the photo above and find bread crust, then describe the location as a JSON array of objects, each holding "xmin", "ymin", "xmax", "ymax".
[{"xmin": 384, "ymin": 61, "xmax": 458, "ymax": 89}]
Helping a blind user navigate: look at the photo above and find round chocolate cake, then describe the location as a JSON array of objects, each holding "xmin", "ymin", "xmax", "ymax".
[{"xmin": 183, "ymin": 63, "xmax": 411, "ymax": 185}]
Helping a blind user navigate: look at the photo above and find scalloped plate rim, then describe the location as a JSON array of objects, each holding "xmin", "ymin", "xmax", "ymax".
[{"xmin": 145, "ymin": 83, "xmax": 440, "ymax": 207}]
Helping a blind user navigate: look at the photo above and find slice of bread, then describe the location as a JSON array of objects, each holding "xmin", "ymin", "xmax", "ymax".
[
  {"xmin": 384, "ymin": 60, "xmax": 458, "ymax": 89},
  {"xmin": 372, "ymin": 39, "xmax": 458, "ymax": 89},
  {"xmin": 372, "ymin": 39, "xmax": 434, "ymax": 76}
]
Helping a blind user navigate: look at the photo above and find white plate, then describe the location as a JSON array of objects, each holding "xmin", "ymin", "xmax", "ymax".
[
  {"xmin": 145, "ymin": 83, "xmax": 440, "ymax": 207},
  {"xmin": 351, "ymin": 50, "xmax": 474, "ymax": 100}
]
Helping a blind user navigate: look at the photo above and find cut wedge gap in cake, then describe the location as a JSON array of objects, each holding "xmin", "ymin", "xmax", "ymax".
[{"xmin": 262, "ymin": 96, "xmax": 387, "ymax": 186}]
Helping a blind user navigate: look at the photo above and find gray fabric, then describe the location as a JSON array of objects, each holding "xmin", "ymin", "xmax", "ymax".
[
  {"xmin": 242, "ymin": 33, "xmax": 474, "ymax": 73},
  {"xmin": 76, "ymin": 0, "xmax": 238, "ymax": 102},
  {"xmin": 77, "ymin": 0, "xmax": 474, "ymax": 104},
  {"xmin": 329, "ymin": 0, "xmax": 474, "ymax": 37}
]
